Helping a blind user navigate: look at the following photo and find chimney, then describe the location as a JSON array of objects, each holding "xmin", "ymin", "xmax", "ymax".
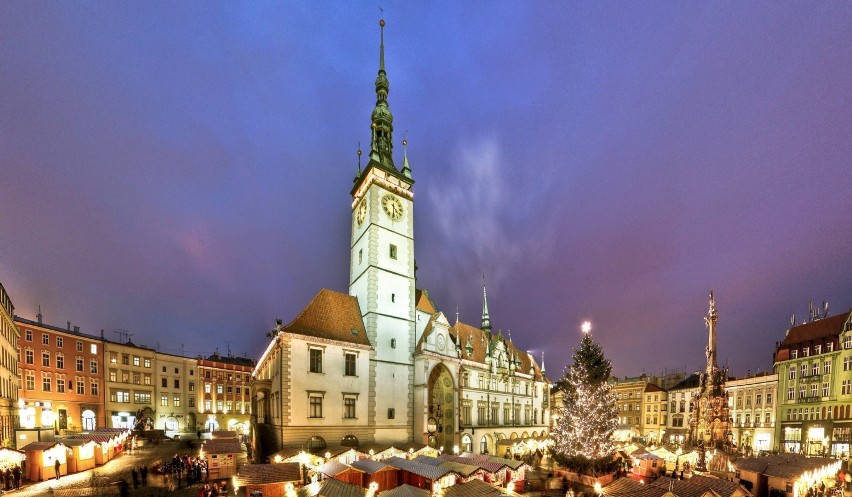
[
  {"xmin": 100, "ymin": 329, "xmax": 105, "ymax": 339},
  {"xmin": 67, "ymin": 321, "xmax": 71, "ymax": 330}
]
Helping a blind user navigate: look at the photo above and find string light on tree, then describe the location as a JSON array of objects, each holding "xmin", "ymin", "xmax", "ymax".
[{"xmin": 552, "ymin": 320, "xmax": 619, "ymax": 474}]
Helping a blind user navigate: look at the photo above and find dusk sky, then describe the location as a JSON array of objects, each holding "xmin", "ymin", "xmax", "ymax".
[{"xmin": 2, "ymin": 3, "xmax": 851, "ymax": 379}]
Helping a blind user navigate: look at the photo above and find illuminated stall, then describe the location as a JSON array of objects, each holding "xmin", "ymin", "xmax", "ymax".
[
  {"xmin": 234, "ymin": 463, "xmax": 301, "ymax": 497},
  {"xmin": 64, "ymin": 439, "xmax": 98, "ymax": 473},
  {"xmin": 0, "ymin": 447, "xmax": 25, "ymax": 472},
  {"xmin": 21, "ymin": 441, "xmax": 67, "ymax": 481},
  {"xmin": 201, "ymin": 439, "xmax": 243, "ymax": 479}
]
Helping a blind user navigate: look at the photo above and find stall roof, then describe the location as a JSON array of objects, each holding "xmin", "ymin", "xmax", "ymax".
[
  {"xmin": 212, "ymin": 430, "xmax": 239, "ymax": 439},
  {"xmin": 317, "ymin": 460, "xmax": 353, "ymax": 477},
  {"xmin": 436, "ymin": 478, "xmax": 522, "ymax": 497},
  {"xmin": 439, "ymin": 455, "xmax": 507, "ymax": 474},
  {"xmin": 62, "ymin": 439, "xmax": 98, "ymax": 448},
  {"xmin": 604, "ymin": 478, "xmax": 669, "ymax": 497},
  {"xmin": 384, "ymin": 457, "xmax": 449, "ymax": 480},
  {"xmin": 666, "ymin": 475, "xmax": 749, "ymax": 497},
  {"xmin": 202, "ymin": 439, "xmax": 243, "ymax": 454},
  {"xmin": 70, "ymin": 434, "xmax": 114, "ymax": 444},
  {"xmin": 437, "ymin": 461, "xmax": 479, "ymax": 477},
  {"xmin": 297, "ymin": 477, "xmax": 365, "ymax": 497},
  {"xmin": 235, "ymin": 463, "xmax": 301, "ymax": 485},
  {"xmin": 20, "ymin": 441, "xmax": 64, "ymax": 451},
  {"xmin": 378, "ymin": 483, "xmax": 430, "ymax": 497},
  {"xmin": 350, "ymin": 458, "xmax": 390, "ymax": 474}
]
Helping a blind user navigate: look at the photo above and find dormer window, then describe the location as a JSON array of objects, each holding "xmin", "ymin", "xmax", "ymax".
[
  {"xmin": 803, "ymin": 347, "xmax": 810, "ymax": 357},
  {"xmin": 791, "ymin": 350, "xmax": 798, "ymax": 359},
  {"xmin": 815, "ymin": 344, "xmax": 822, "ymax": 354}
]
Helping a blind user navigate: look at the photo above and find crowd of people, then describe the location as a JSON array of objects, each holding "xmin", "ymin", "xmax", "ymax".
[
  {"xmin": 1, "ymin": 464, "xmax": 22, "ymax": 490},
  {"xmin": 151, "ymin": 453, "xmax": 210, "ymax": 489}
]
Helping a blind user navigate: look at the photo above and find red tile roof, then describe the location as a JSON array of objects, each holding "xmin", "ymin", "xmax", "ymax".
[
  {"xmin": 236, "ymin": 463, "xmax": 301, "ymax": 485},
  {"xmin": 780, "ymin": 311, "xmax": 849, "ymax": 348},
  {"xmin": 282, "ymin": 289, "xmax": 370, "ymax": 347}
]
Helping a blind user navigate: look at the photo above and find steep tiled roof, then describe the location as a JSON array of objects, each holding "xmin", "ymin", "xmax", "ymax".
[
  {"xmin": 415, "ymin": 290, "xmax": 437, "ymax": 314},
  {"xmin": 282, "ymin": 289, "xmax": 370, "ymax": 347},
  {"xmin": 779, "ymin": 312, "xmax": 849, "ymax": 348},
  {"xmin": 235, "ymin": 463, "xmax": 301, "ymax": 485},
  {"xmin": 669, "ymin": 373, "xmax": 701, "ymax": 391}
]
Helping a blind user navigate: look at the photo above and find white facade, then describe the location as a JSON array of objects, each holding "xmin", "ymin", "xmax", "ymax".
[
  {"xmin": 727, "ymin": 373, "xmax": 777, "ymax": 454},
  {"xmin": 153, "ymin": 352, "xmax": 196, "ymax": 433},
  {"xmin": 104, "ymin": 341, "xmax": 156, "ymax": 429},
  {"xmin": 665, "ymin": 374, "xmax": 700, "ymax": 445}
]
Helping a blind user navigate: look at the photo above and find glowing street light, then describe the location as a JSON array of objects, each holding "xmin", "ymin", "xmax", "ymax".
[{"xmin": 581, "ymin": 321, "xmax": 592, "ymax": 334}]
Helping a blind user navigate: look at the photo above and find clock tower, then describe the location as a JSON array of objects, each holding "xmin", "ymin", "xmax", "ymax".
[{"xmin": 349, "ymin": 19, "xmax": 415, "ymax": 443}]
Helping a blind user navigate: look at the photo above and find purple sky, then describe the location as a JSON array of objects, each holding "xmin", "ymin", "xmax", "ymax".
[{"xmin": 2, "ymin": 3, "xmax": 851, "ymax": 379}]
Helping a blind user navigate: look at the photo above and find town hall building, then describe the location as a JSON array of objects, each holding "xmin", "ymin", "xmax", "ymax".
[{"xmin": 251, "ymin": 20, "xmax": 551, "ymax": 462}]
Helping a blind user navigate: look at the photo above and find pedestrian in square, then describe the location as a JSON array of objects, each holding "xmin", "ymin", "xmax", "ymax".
[
  {"xmin": 140, "ymin": 464, "xmax": 148, "ymax": 485},
  {"xmin": 54, "ymin": 458, "xmax": 61, "ymax": 479},
  {"xmin": 131, "ymin": 467, "xmax": 139, "ymax": 488}
]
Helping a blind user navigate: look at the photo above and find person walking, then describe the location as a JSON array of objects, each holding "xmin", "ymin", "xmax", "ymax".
[
  {"xmin": 131, "ymin": 467, "xmax": 139, "ymax": 489},
  {"xmin": 54, "ymin": 458, "xmax": 61, "ymax": 479},
  {"xmin": 12, "ymin": 465, "xmax": 20, "ymax": 489},
  {"xmin": 140, "ymin": 464, "xmax": 148, "ymax": 485}
]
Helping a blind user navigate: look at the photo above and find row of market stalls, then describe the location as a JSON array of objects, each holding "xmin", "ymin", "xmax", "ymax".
[
  {"xmin": 731, "ymin": 453, "xmax": 842, "ymax": 497},
  {"xmin": 18, "ymin": 428, "xmax": 131, "ymax": 481},
  {"xmin": 604, "ymin": 474, "xmax": 751, "ymax": 497},
  {"xmin": 233, "ymin": 443, "xmax": 530, "ymax": 497},
  {"xmin": 615, "ymin": 444, "xmax": 702, "ymax": 479}
]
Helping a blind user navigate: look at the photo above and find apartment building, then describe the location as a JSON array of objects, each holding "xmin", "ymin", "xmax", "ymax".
[{"xmin": 0, "ymin": 284, "xmax": 19, "ymax": 445}]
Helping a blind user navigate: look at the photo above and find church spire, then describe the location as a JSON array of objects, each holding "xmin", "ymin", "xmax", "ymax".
[
  {"xmin": 481, "ymin": 274, "xmax": 492, "ymax": 333},
  {"xmin": 369, "ymin": 17, "xmax": 395, "ymax": 171}
]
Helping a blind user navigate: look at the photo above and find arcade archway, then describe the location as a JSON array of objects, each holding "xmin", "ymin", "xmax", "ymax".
[{"xmin": 427, "ymin": 363, "xmax": 455, "ymax": 450}]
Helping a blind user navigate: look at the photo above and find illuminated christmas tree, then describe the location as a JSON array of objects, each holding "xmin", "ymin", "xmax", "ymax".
[{"xmin": 553, "ymin": 322, "xmax": 618, "ymax": 474}]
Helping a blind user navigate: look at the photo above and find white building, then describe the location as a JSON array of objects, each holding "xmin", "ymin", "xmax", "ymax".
[
  {"xmin": 251, "ymin": 20, "xmax": 549, "ymax": 461},
  {"xmin": 665, "ymin": 373, "xmax": 701, "ymax": 445},
  {"xmin": 727, "ymin": 373, "xmax": 777, "ymax": 454},
  {"xmin": 153, "ymin": 351, "xmax": 197, "ymax": 433}
]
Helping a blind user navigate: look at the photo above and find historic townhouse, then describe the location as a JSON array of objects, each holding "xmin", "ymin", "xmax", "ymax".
[
  {"xmin": 197, "ymin": 352, "xmax": 253, "ymax": 434},
  {"xmin": 103, "ymin": 339, "xmax": 156, "ymax": 429},
  {"xmin": 774, "ymin": 307, "xmax": 852, "ymax": 457},
  {"xmin": 15, "ymin": 315, "xmax": 103, "ymax": 435},
  {"xmin": 153, "ymin": 351, "xmax": 197, "ymax": 433},
  {"xmin": 251, "ymin": 20, "xmax": 548, "ymax": 462},
  {"xmin": 611, "ymin": 376, "xmax": 648, "ymax": 442},
  {"xmin": 665, "ymin": 373, "xmax": 700, "ymax": 445},
  {"xmin": 0, "ymin": 284, "xmax": 19, "ymax": 445},
  {"xmin": 642, "ymin": 383, "xmax": 667, "ymax": 445},
  {"xmin": 727, "ymin": 372, "xmax": 777, "ymax": 454}
]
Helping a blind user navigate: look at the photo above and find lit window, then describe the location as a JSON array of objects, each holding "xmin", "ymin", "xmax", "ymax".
[{"xmin": 90, "ymin": 343, "xmax": 97, "ymax": 354}]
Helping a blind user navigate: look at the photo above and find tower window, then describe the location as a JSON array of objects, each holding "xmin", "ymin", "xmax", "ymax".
[
  {"xmin": 389, "ymin": 244, "xmax": 397, "ymax": 259},
  {"xmin": 391, "ymin": 293, "xmax": 395, "ymax": 303},
  {"xmin": 388, "ymin": 408, "xmax": 395, "ymax": 419},
  {"xmin": 358, "ymin": 249, "xmax": 362, "ymax": 264},
  {"xmin": 391, "ymin": 338, "xmax": 396, "ymax": 349}
]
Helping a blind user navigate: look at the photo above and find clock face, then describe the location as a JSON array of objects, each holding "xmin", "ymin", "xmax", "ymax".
[
  {"xmin": 381, "ymin": 193, "xmax": 404, "ymax": 221},
  {"xmin": 356, "ymin": 200, "xmax": 367, "ymax": 227}
]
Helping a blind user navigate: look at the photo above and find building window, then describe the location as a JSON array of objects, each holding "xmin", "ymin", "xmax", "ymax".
[
  {"xmin": 344, "ymin": 353, "xmax": 356, "ymax": 376},
  {"xmin": 189, "ymin": 382, "xmax": 195, "ymax": 392},
  {"xmin": 56, "ymin": 336, "xmax": 63, "ymax": 347},
  {"xmin": 227, "ymin": 385, "xmax": 233, "ymax": 394},
  {"xmin": 791, "ymin": 349, "xmax": 798, "ymax": 359},
  {"xmin": 133, "ymin": 356, "xmax": 140, "ymax": 367},
  {"xmin": 824, "ymin": 361, "xmax": 831, "ymax": 375},
  {"xmin": 174, "ymin": 379, "xmax": 180, "ymax": 388},
  {"xmin": 25, "ymin": 371, "xmax": 34, "ymax": 390},
  {"xmin": 56, "ymin": 354, "xmax": 64, "ymax": 369},
  {"xmin": 77, "ymin": 341, "xmax": 83, "ymax": 352},
  {"xmin": 76, "ymin": 357, "xmax": 84, "ymax": 372},
  {"xmin": 122, "ymin": 354, "xmax": 129, "ymax": 365},
  {"xmin": 25, "ymin": 349, "xmax": 33, "ymax": 364},
  {"xmin": 766, "ymin": 392, "xmax": 772, "ymax": 405},
  {"xmin": 90, "ymin": 343, "xmax": 97, "ymax": 354},
  {"xmin": 133, "ymin": 373, "xmax": 141, "ymax": 384},
  {"xmin": 161, "ymin": 378, "xmax": 168, "ymax": 388},
  {"xmin": 110, "ymin": 353, "xmax": 117, "ymax": 364},
  {"xmin": 388, "ymin": 408, "xmax": 395, "ymax": 419},
  {"xmin": 845, "ymin": 356, "xmax": 852, "ymax": 371},
  {"xmin": 174, "ymin": 395, "xmax": 181, "ymax": 407},
  {"xmin": 41, "ymin": 351, "xmax": 50, "ymax": 367},
  {"xmin": 391, "ymin": 338, "xmax": 396, "ymax": 349},
  {"xmin": 204, "ymin": 400, "xmax": 212, "ymax": 411},
  {"xmin": 358, "ymin": 249, "xmax": 362, "ymax": 264},
  {"xmin": 812, "ymin": 363, "xmax": 819, "ymax": 376},
  {"xmin": 344, "ymin": 397, "xmax": 356, "ymax": 419},
  {"xmin": 90, "ymin": 359, "xmax": 98, "ymax": 374},
  {"xmin": 204, "ymin": 384, "xmax": 211, "ymax": 394},
  {"xmin": 842, "ymin": 380, "xmax": 851, "ymax": 395},
  {"xmin": 144, "ymin": 358, "xmax": 151, "ymax": 368},
  {"xmin": 57, "ymin": 377, "xmax": 65, "ymax": 393},
  {"xmin": 389, "ymin": 244, "xmax": 397, "ymax": 259},
  {"xmin": 122, "ymin": 371, "xmax": 129, "ymax": 383},
  {"xmin": 823, "ymin": 383, "xmax": 829, "ymax": 397},
  {"xmin": 91, "ymin": 380, "xmax": 99, "ymax": 396},
  {"xmin": 216, "ymin": 385, "xmax": 223, "ymax": 394},
  {"xmin": 162, "ymin": 366, "xmax": 166, "ymax": 373},
  {"xmin": 788, "ymin": 387, "xmax": 794, "ymax": 400},
  {"xmin": 309, "ymin": 348, "xmax": 323, "ymax": 373},
  {"xmin": 42, "ymin": 333, "xmax": 49, "ymax": 345},
  {"xmin": 109, "ymin": 370, "xmax": 117, "ymax": 382},
  {"xmin": 188, "ymin": 398, "xmax": 196, "ymax": 408},
  {"xmin": 803, "ymin": 347, "xmax": 810, "ymax": 357},
  {"xmin": 42, "ymin": 374, "xmax": 51, "ymax": 392},
  {"xmin": 309, "ymin": 395, "xmax": 323, "ymax": 418},
  {"xmin": 845, "ymin": 336, "xmax": 852, "ymax": 349},
  {"xmin": 161, "ymin": 395, "xmax": 168, "ymax": 406},
  {"xmin": 25, "ymin": 329, "xmax": 32, "ymax": 341},
  {"xmin": 144, "ymin": 374, "xmax": 151, "ymax": 385},
  {"xmin": 828, "ymin": 342, "xmax": 834, "ymax": 352}
]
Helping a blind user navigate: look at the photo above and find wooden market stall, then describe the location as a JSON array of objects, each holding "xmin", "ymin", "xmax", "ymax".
[
  {"xmin": 63, "ymin": 439, "xmax": 98, "ymax": 473},
  {"xmin": 351, "ymin": 458, "xmax": 398, "ymax": 492},
  {"xmin": 234, "ymin": 463, "xmax": 301, "ymax": 497},
  {"xmin": 0, "ymin": 447, "xmax": 25, "ymax": 473},
  {"xmin": 202, "ymin": 438, "xmax": 243, "ymax": 479},
  {"xmin": 71, "ymin": 433, "xmax": 117, "ymax": 464},
  {"xmin": 21, "ymin": 441, "xmax": 67, "ymax": 481}
]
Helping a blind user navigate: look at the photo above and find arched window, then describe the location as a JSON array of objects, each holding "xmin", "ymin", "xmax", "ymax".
[
  {"xmin": 461, "ymin": 434, "xmax": 472, "ymax": 453},
  {"xmin": 306, "ymin": 435, "xmax": 327, "ymax": 451},
  {"xmin": 341, "ymin": 435, "xmax": 359, "ymax": 448},
  {"xmin": 480, "ymin": 435, "xmax": 488, "ymax": 454}
]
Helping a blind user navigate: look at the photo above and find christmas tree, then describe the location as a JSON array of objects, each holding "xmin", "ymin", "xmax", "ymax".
[{"xmin": 553, "ymin": 322, "xmax": 618, "ymax": 474}]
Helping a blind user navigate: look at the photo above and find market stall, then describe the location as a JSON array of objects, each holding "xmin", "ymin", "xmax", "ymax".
[{"xmin": 21, "ymin": 441, "xmax": 66, "ymax": 481}]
